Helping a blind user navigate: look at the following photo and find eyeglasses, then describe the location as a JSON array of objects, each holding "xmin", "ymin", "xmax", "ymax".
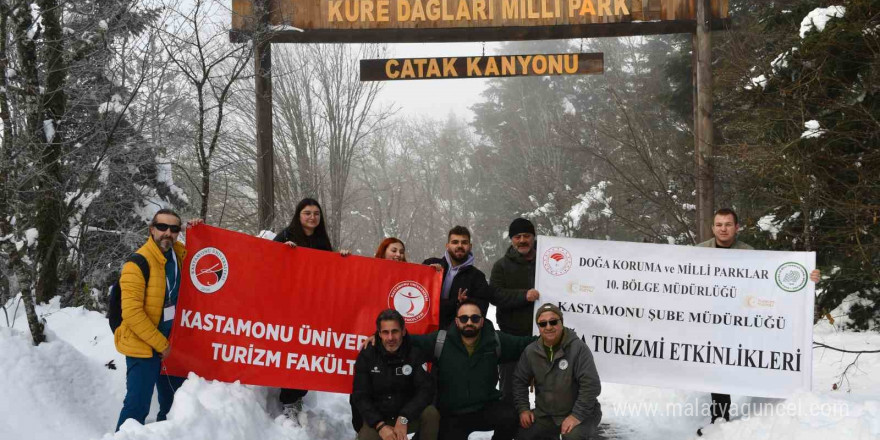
[
  {"xmin": 457, "ymin": 314, "xmax": 482, "ymax": 324},
  {"xmin": 537, "ymin": 319, "xmax": 560, "ymax": 328},
  {"xmin": 152, "ymin": 223, "xmax": 181, "ymax": 233}
]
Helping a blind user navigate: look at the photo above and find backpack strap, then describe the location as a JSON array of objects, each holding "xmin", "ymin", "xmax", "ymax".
[
  {"xmin": 434, "ymin": 329, "xmax": 447, "ymax": 361},
  {"xmin": 432, "ymin": 329, "xmax": 501, "ymax": 361},
  {"xmin": 127, "ymin": 253, "xmax": 150, "ymax": 284},
  {"xmin": 107, "ymin": 253, "xmax": 151, "ymax": 333}
]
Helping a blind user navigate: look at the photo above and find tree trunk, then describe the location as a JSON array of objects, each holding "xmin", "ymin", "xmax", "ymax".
[
  {"xmin": 32, "ymin": 0, "xmax": 67, "ymax": 304},
  {"xmin": 0, "ymin": 4, "xmax": 11, "ymax": 237},
  {"xmin": 0, "ymin": 5, "xmax": 11, "ymax": 306},
  {"xmin": 694, "ymin": 0, "xmax": 715, "ymax": 242},
  {"xmin": 11, "ymin": 249, "xmax": 46, "ymax": 345},
  {"xmin": 200, "ymin": 163, "xmax": 211, "ymax": 219},
  {"xmin": 255, "ymin": 21, "xmax": 274, "ymax": 230}
]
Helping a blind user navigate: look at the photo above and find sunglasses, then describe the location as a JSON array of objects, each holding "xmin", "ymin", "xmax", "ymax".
[
  {"xmin": 152, "ymin": 223, "xmax": 181, "ymax": 233},
  {"xmin": 537, "ymin": 319, "xmax": 560, "ymax": 328},
  {"xmin": 457, "ymin": 314, "xmax": 483, "ymax": 324}
]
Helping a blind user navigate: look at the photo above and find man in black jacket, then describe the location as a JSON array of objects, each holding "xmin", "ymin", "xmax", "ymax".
[
  {"xmin": 423, "ymin": 225, "xmax": 493, "ymax": 329},
  {"xmin": 491, "ymin": 218, "xmax": 542, "ymax": 405},
  {"xmin": 350, "ymin": 309, "xmax": 439, "ymax": 440}
]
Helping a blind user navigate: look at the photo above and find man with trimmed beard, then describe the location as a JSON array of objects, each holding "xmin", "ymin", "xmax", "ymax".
[
  {"xmin": 350, "ymin": 309, "xmax": 438, "ymax": 440},
  {"xmin": 423, "ymin": 226, "xmax": 493, "ymax": 329},
  {"xmin": 490, "ymin": 218, "xmax": 542, "ymax": 405},
  {"xmin": 114, "ymin": 209, "xmax": 197, "ymax": 430},
  {"xmin": 408, "ymin": 300, "xmax": 536, "ymax": 440}
]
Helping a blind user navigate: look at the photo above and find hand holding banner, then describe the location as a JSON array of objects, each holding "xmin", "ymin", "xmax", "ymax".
[{"xmin": 163, "ymin": 225, "xmax": 441, "ymax": 393}]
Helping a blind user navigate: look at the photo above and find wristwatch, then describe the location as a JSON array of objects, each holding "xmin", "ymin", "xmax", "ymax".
[{"xmin": 398, "ymin": 416, "xmax": 409, "ymax": 425}]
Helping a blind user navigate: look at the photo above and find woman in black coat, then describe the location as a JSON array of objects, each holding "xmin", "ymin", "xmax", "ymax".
[
  {"xmin": 273, "ymin": 197, "xmax": 340, "ymax": 417},
  {"xmin": 274, "ymin": 197, "xmax": 333, "ymax": 251}
]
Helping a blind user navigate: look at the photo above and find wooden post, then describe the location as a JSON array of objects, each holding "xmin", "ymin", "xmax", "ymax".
[
  {"xmin": 694, "ymin": 0, "xmax": 714, "ymax": 242},
  {"xmin": 255, "ymin": 0, "xmax": 274, "ymax": 231}
]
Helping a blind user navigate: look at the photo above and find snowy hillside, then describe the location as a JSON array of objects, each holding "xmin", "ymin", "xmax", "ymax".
[{"xmin": 2, "ymin": 298, "xmax": 878, "ymax": 440}]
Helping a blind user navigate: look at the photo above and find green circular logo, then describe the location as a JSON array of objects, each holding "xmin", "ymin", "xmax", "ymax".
[{"xmin": 775, "ymin": 262, "xmax": 808, "ymax": 292}]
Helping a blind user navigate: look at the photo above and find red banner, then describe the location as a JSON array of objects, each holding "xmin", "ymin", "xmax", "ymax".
[{"xmin": 163, "ymin": 224, "xmax": 441, "ymax": 393}]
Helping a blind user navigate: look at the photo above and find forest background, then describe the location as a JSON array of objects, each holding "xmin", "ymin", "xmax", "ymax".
[{"xmin": 0, "ymin": 0, "xmax": 877, "ymax": 342}]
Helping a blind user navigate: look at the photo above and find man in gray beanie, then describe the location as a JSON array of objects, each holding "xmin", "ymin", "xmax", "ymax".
[
  {"xmin": 513, "ymin": 303, "xmax": 602, "ymax": 440},
  {"xmin": 490, "ymin": 218, "xmax": 542, "ymax": 406}
]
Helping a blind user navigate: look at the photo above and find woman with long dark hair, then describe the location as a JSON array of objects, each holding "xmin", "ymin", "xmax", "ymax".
[
  {"xmin": 273, "ymin": 198, "xmax": 339, "ymax": 418},
  {"xmin": 374, "ymin": 237, "xmax": 406, "ymax": 262},
  {"xmin": 274, "ymin": 197, "xmax": 333, "ymax": 251}
]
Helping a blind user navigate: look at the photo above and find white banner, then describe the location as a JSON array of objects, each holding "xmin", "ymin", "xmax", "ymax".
[{"xmin": 535, "ymin": 236, "xmax": 815, "ymax": 398}]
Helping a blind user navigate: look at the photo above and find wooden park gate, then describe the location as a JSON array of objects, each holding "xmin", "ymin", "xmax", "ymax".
[{"xmin": 231, "ymin": 0, "xmax": 728, "ymax": 241}]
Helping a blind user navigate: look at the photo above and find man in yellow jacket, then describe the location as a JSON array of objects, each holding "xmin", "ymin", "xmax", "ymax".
[{"xmin": 115, "ymin": 209, "xmax": 188, "ymax": 430}]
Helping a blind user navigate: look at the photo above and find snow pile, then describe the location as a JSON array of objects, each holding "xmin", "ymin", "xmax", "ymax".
[
  {"xmin": 112, "ymin": 375, "xmax": 304, "ymax": 440},
  {"xmin": 109, "ymin": 376, "xmax": 354, "ymax": 440},
  {"xmin": 3, "ymin": 297, "xmax": 354, "ymax": 440},
  {"xmin": 697, "ymin": 321, "xmax": 880, "ymax": 440},
  {"xmin": 802, "ymin": 120, "xmax": 826, "ymax": 139},
  {"xmin": 0, "ymin": 305, "xmax": 124, "ymax": 440},
  {"xmin": 800, "ymin": 6, "xmax": 846, "ymax": 38},
  {"xmin": 3, "ymin": 297, "xmax": 880, "ymax": 440}
]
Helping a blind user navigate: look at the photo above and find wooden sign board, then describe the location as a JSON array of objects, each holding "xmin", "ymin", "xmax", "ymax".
[
  {"xmin": 231, "ymin": 0, "xmax": 729, "ymax": 43},
  {"xmin": 360, "ymin": 52, "xmax": 603, "ymax": 81}
]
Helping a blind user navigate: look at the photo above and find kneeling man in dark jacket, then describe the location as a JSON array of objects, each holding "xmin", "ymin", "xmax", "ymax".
[
  {"xmin": 514, "ymin": 303, "xmax": 602, "ymax": 440},
  {"xmin": 350, "ymin": 309, "xmax": 439, "ymax": 440}
]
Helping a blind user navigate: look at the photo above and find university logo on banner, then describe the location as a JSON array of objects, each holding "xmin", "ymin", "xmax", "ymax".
[
  {"xmin": 388, "ymin": 281, "xmax": 430, "ymax": 323},
  {"xmin": 189, "ymin": 247, "xmax": 229, "ymax": 294}
]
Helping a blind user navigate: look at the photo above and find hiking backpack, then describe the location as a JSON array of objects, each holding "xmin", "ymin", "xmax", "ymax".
[{"xmin": 107, "ymin": 253, "xmax": 150, "ymax": 333}]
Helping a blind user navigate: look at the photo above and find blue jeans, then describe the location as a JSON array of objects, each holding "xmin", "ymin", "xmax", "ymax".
[{"xmin": 116, "ymin": 354, "xmax": 185, "ymax": 431}]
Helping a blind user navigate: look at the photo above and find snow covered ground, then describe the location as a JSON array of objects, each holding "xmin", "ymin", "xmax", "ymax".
[{"xmin": 2, "ymin": 298, "xmax": 878, "ymax": 440}]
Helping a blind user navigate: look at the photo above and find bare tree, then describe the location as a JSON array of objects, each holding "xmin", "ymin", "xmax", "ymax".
[
  {"xmin": 155, "ymin": 0, "xmax": 252, "ymax": 220},
  {"xmin": 273, "ymin": 45, "xmax": 324, "ymax": 207},
  {"xmin": 309, "ymin": 44, "xmax": 391, "ymax": 246}
]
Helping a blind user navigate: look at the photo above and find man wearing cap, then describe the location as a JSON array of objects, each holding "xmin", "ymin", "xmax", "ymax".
[
  {"xmin": 513, "ymin": 303, "xmax": 602, "ymax": 440},
  {"xmin": 490, "ymin": 218, "xmax": 542, "ymax": 405}
]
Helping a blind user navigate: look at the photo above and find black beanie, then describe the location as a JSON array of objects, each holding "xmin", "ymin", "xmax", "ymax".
[{"xmin": 508, "ymin": 218, "xmax": 535, "ymax": 238}]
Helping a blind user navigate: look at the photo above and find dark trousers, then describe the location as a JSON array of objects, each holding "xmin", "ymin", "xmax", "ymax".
[
  {"xmin": 439, "ymin": 400, "xmax": 518, "ymax": 440},
  {"xmin": 710, "ymin": 393, "xmax": 731, "ymax": 422},
  {"xmin": 518, "ymin": 415, "xmax": 596, "ymax": 440},
  {"xmin": 280, "ymin": 388, "xmax": 308, "ymax": 405},
  {"xmin": 116, "ymin": 354, "xmax": 185, "ymax": 431},
  {"xmin": 357, "ymin": 405, "xmax": 440, "ymax": 440},
  {"xmin": 499, "ymin": 361, "xmax": 517, "ymax": 406}
]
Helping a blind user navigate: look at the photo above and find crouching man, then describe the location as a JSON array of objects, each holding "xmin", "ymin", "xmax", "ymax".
[
  {"xmin": 350, "ymin": 309, "xmax": 439, "ymax": 440},
  {"xmin": 514, "ymin": 304, "xmax": 602, "ymax": 439}
]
